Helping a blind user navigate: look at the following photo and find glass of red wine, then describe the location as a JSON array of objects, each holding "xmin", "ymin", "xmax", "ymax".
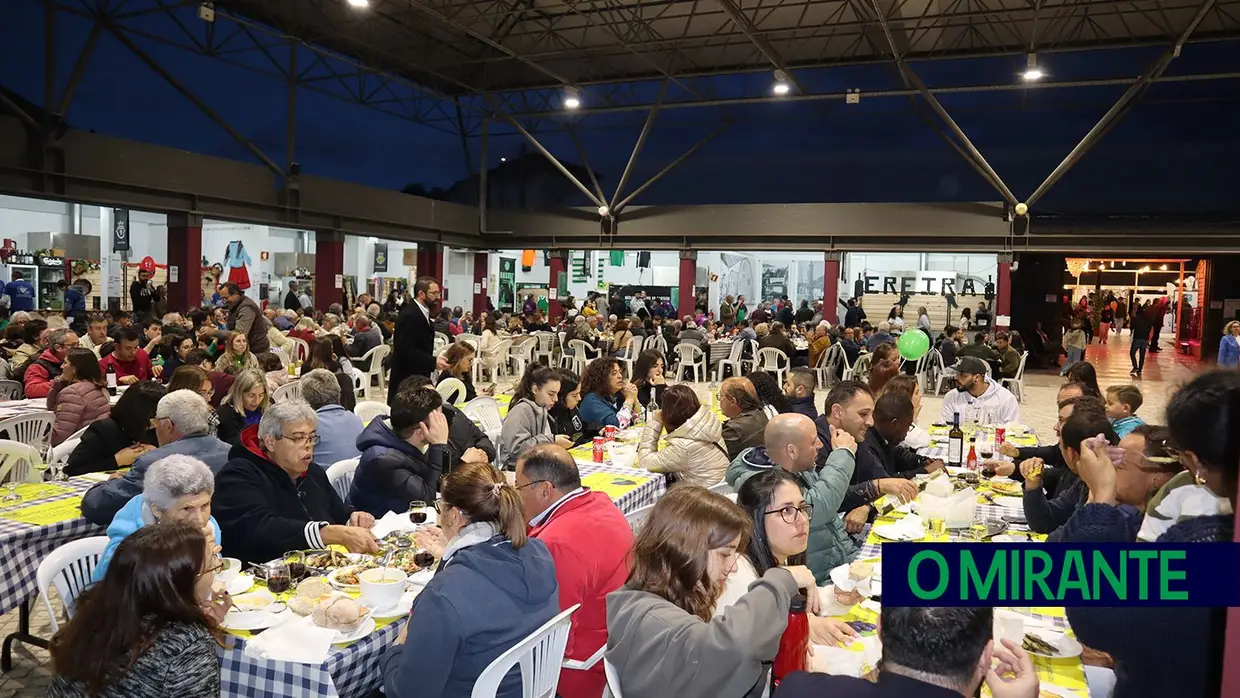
[
  {"xmin": 267, "ymin": 562, "xmax": 292, "ymax": 594},
  {"xmin": 283, "ymin": 551, "xmax": 306, "ymax": 581},
  {"xmin": 413, "ymin": 549, "xmax": 436, "ymax": 569},
  {"xmin": 408, "ymin": 500, "xmax": 429, "ymax": 525}
]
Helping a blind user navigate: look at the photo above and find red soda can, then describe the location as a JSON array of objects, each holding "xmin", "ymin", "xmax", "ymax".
[
  {"xmin": 994, "ymin": 428, "xmax": 1006, "ymax": 447},
  {"xmin": 592, "ymin": 437, "xmax": 606, "ymax": 462},
  {"xmin": 603, "ymin": 425, "xmax": 618, "ymax": 441}
]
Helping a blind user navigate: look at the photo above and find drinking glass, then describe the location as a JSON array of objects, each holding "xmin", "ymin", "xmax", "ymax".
[
  {"xmin": 267, "ymin": 562, "xmax": 292, "ymax": 594},
  {"xmin": 0, "ymin": 481, "xmax": 20, "ymax": 505},
  {"xmin": 407, "ymin": 500, "xmax": 429, "ymax": 525},
  {"xmin": 413, "ymin": 548, "xmax": 436, "ymax": 571},
  {"xmin": 284, "ymin": 551, "xmax": 306, "ymax": 581}
]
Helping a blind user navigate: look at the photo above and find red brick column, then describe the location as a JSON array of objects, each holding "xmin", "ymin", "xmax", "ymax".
[{"xmin": 166, "ymin": 212, "xmax": 203, "ymax": 311}]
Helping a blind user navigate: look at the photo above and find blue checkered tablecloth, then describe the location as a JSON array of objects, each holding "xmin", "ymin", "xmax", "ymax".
[
  {"xmin": 219, "ymin": 617, "xmax": 406, "ymax": 698},
  {"xmin": 0, "ymin": 477, "xmax": 103, "ymax": 615},
  {"xmin": 576, "ymin": 461, "xmax": 667, "ymax": 514}
]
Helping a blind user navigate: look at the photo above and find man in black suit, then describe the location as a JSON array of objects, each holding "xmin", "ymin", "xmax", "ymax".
[
  {"xmin": 284, "ymin": 281, "xmax": 301, "ymax": 312},
  {"xmin": 389, "ymin": 276, "xmax": 449, "ymax": 407}
]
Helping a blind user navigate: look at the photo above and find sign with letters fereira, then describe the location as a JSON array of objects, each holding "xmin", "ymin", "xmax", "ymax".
[{"xmin": 858, "ymin": 270, "xmax": 989, "ymax": 296}]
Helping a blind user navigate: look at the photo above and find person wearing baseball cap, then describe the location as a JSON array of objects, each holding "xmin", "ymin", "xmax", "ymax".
[{"xmin": 939, "ymin": 355, "xmax": 1021, "ymax": 426}]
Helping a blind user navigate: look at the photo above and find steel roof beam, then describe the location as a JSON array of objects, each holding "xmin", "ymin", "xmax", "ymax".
[
  {"xmin": 712, "ymin": 0, "xmax": 806, "ymax": 94},
  {"xmin": 611, "ymin": 79, "xmax": 669, "ymax": 211},
  {"xmin": 614, "ymin": 123, "xmax": 728, "ymax": 213},
  {"xmin": 486, "ymin": 97, "xmax": 606, "ymax": 209},
  {"xmin": 1024, "ymin": 0, "xmax": 1220, "ymax": 209}
]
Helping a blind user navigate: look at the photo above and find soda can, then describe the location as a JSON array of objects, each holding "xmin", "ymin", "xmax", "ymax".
[
  {"xmin": 994, "ymin": 428, "xmax": 1006, "ymax": 447},
  {"xmin": 603, "ymin": 425, "xmax": 618, "ymax": 441},
  {"xmin": 592, "ymin": 437, "xmax": 606, "ymax": 463}
]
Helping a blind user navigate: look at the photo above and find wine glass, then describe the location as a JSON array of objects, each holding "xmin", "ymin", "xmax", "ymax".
[
  {"xmin": 407, "ymin": 500, "xmax": 429, "ymax": 525},
  {"xmin": 267, "ymin": 562, "xmax": 292, "ymax": 594}
]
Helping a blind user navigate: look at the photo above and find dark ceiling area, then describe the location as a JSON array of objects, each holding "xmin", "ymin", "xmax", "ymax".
[{"xmin": 212, "ymin": 0, "xmax": 1240, "ymax": 95}]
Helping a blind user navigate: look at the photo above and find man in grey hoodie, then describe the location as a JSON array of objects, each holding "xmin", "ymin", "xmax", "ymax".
[{"xmin": 726, "ymin": 413, "xmax": 858, "ymax": 584}]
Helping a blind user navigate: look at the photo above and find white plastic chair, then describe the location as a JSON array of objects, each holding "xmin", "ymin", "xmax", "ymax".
[
  {"xmin": 0, "ymin": 412, "xmax": 54, "ymax": 460},
  {"xmin": 743, "ymin": 339, "xmax": 760, "ymax": 375},
  {"xmin": 673, "ymin": 343, "xmax": 706, "ymax": 382},
  {"xmin": 755, "ymin": 347, "xmax": 790, "ymax": 385},
  {"xmin": 715, "ymin": 341, "xmax": 744, "ymax": 381},
  {"xmin": 566, "ymin": 340, "xmax": 600, "ymax": 375},
  {"xmin": 461, "ymin": 396, "xmax": 503, "ymax": 445},
  {"xmin": 708, "ymin": 480, "xmax": 736, "ymax": 495},
  {"xmin": 849, "ymin": 353, "xmax": 873, "ymax": 384},
  {"xmin": 470, "ymin": 604, "xmax": 579, "ymax": 698},
  {"xmin": 325, "ymin": 457, "xmax": 360, "ymax": 502},
  {"xmin": 270, "ymin": 346, "xmax": 291, "ymax": 368},
  {"xmin": 624, "ymin": 501, "xmax": 656, "ymax": 532},
  {"xmin": 510, "ymin": 337, "xmax": 537, "ymax": 378},
  {"xmin": 532, "ymin": 331, "xmax": 557, "ymax": 366},
  {"xmin": 0, "ymin": 440, "xmax": 42, "ymax": 485},
  {"xmin": 0, "ymin": 380, "xmax": 23, "ymax": 401},
  {"xmin": 37, "ymin": 536, "xmax": 109, "ymax": 633},
  {"xmin": 476, "ymin": 339, "xmax": 512, "ymax": 384},
  {"xmin": 456, "ymin": 333, "xmax": 481, "ymax": 351},
  {"xmin": 434, "ymin": 331, "xmax": 451, "ymax": 347},
  {"xmin": 353, "ymin": 400, "xmax": 390, "ymax": 424},
  {"xmin": 289, "ymin": 337, "xmax": 311, "ymax": 363},
  {"xmin": 604, "ymin": 657, "xmax": 624, "ymax": 698},
  {"xmin": 437, "ymin": 377, "xmax": 467, "ymax": 404},
  {"xmin": 616, "ymin": 335, "xmax": 644, "ymax": 379},
  {"xmin": 271, "ymin": 381, "xmax": 303, "ymax": 403},
  {"xmin": 931, "ymin": 350, "xmax": 956, "ymax": 395},
  {"xmin": 49, "ymin": 426, "xmax": 90, "ymax": 468},
  {"xmin": 1002, "ymin": 351, "xmax": 1029, "ymax": 402},
  {"xmin": 812, "ymin": 343, "xmax": 838, "ymax": 388},
  {"xmin": 357, "ymin": 344, "xmax": 391, "ymax": 398}
]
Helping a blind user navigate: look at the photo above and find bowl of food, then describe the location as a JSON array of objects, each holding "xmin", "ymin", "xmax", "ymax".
[
  {"xmin": 359, "ymin": 567, "xmax": 407, "ymax": 612},
  {"xmin": 328, "ymin": 562, "xmax": 378, "ymax": 591},
  {"xmin": 230, "ymin": 589, "xmax": 277, "ymax": 614}
]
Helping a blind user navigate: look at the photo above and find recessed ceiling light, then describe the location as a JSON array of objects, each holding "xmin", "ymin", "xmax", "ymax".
[{"xmin": 347, "ymin": 0, "xmax": 369, "ymax": 8}]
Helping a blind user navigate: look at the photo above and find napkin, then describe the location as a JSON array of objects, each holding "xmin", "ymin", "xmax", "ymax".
[
  {"xmin": 810, "ymin": 635, "xmax": 881, "ymax": 677},
  {"xmin": 372, "ymin": 509, "xmax": 438, "ymax": 539},
  {"xmin": 243, "ymin": 615, "xmax": 336, "ymax": 664},
  {"xmin": 871, "ymin": 513, "xmax": 925, "ymax": 540}
]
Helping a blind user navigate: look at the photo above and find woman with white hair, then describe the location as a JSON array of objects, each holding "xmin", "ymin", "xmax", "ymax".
[{"xmin": 92, "ymin": 454, "xmax": 222, "ymax": 588}]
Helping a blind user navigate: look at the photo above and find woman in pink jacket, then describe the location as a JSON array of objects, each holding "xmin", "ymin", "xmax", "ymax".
[{"xmin": 47, "ymin": 348, "xmax": 112, "ymax": 446}]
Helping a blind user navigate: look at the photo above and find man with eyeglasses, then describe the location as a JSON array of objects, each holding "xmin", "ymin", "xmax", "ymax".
[
  {"xmin": 82, "ymin": 390, "xmax": 233, "ymax": 526},
  {"xmin": 389, "ymin": 275, "xmax": 451, "ymax": 409},
  {"xmin": 214, "ymin": 400, "xmax": 378, "ymax": 564},
  {"xmin": 516, "ymin": 444, "xmax": 632, "ymax": 698},
  {"xmin": 727, "ymin": 413, "xmax": 859, "ymax": 584},
  {"xmin": 22, "ymin": 328, "xmax": 78, "ymax": 398}
]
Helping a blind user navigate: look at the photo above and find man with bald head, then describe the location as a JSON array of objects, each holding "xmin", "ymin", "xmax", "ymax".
[
  {"xmin": 516, "ymin": 445, "xmax": 632, "ymax": 697},
  {"xmin": 718, "ymin": 376, "xmax": 769, "ymax": 460},
  {"xmin": 727, "ymin": 413, "xmax": 859, "ymax": 583}
]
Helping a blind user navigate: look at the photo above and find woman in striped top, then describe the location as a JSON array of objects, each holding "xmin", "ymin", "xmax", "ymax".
[{"xmin": 49, "ymin": 521, "xmax": 224, "ymax": 698}]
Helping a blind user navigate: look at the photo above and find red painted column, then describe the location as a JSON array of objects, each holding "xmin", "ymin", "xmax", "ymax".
[
  {"xmin": 996, "ymin": 256, "xmax": 1013, "ymax": 331},
  {"xmin": 314, "ymin": 230, "xmax": 345, "ymax": 312},
  {"xmin": 166, "ymin": 212, "xmax": 203, "ymax": 312},
  {"xmin": 416, "ymin": 242, "xmax": 445, "ymax": 299},
  {"xmin": 547, "ymin": 249, "xmax": 567, "ymax": 321},
  {"xmin": 823, "ymin": 251, "xmax": 842, "ymax": 324},
  {"xmin": 473, "ymin": 251, "xmax": 489, "ymax": 316},
  {"xmin": 678, "ymin": 250, "xmax": 697, "ymax": 319}
]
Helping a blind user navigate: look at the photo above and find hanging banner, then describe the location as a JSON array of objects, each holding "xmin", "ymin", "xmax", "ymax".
[
  {"xmin": 373, "ymin": 243, "xmax": 388, "ymax": 273},
  {"xmin": 498, "ymin": 257, "xmax": 516, "ymax": 313},
  {"xmin": 571, "ymin": 251, "xmax": 589, "ymax": 283},
  {"xmin": 112, "ymin": 208, "xmax": 130, "ymax": 252}
]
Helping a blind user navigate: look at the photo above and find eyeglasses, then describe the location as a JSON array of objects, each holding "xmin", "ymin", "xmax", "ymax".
[
  {"xmin": 280, "ymin": 433, "xmax": 320, "ymax": 447},
  {"xmin": 764, "ymin": 503, "xmax": 813, "ymax": 524},
  {"xmin": 516, "ymin": 479, "xmax": 550, "ymax": 490}
]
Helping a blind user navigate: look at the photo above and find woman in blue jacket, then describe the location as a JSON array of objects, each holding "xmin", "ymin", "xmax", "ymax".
[
  {"xmin": 382, "ymin": 462, "xmax": 559, "ymax": 698},
  {"xmin": 1218, "ymin": 321, "xmax": 1240, "ymax": 367},
  {"xmin": 577, "ymin": 357, "xmax": 639, "ymax": 429}
]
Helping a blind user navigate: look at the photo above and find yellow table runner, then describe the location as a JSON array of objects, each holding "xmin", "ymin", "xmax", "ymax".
[
  {"xmin": 580, "ymin": 472, "xmax": 653, "ymax": 500},
  {"xmin": 0, "ymin": 496, "xmax": 86, "ymax": 526}
]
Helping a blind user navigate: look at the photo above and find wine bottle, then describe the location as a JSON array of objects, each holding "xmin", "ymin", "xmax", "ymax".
[
  {"xmin": 947, "ymin": 411, "xmax": 964, "ymax": 468},
  {"xmin": 106, "ymin": 362, "xmax": 117, "ymax": 396}
]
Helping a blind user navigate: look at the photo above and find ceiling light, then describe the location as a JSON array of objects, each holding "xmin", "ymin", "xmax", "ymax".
[
  {"xmin": 598, "ymin": 205, "xmax": 610, "ymax": 218},
  {"xmin": 563, "ymin": 87, "xmax": 581, "ymax": 110},
  {"xmin": 1160, "ymin": 264, "xmax": 1168, "ymax": 270},
  {"xmin": 1141, "ymin": 266, "xmax": 1151, "ymax": 272},
  {"xmin": 346, "ymin": 0, "xmax": 369, "ymax": 8},
  {"xmin": 772, "ymin": 70, "xmax": 791, "ymax": 96},
  {"xmin": 499, "ymin": 157, "xmax": 506, "ymax": 163},
  {"xmin": 1021, "ymin": 53, "xmax": 1044, "ymax": 81}
]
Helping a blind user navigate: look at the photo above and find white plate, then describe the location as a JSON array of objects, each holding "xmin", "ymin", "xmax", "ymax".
[
  {"xmin": 228, "ymin": 573, "xmax": 255, "ymax": 596},
  {"xmin": 327, "ymin": 565, "xmax": 373, "ymax": 592},
  {"xmin": 406, "ymin": 568, "xmax": 434, "ymax": 587},
  {"xmin": 871, "ymin": 523, "xmax": 924, "ymax": 541},
  {"xmin": 1036, "ymin": 683, "xmax": 1078, "ymax": 697},
  {"xmin": 330, "ymin": 616, "xmax": 376, "ymax": 644},
  {"xmin": 222, "ymin": 607, "xmax": 291, "ymax": 631},
  {"xmin": 1022, "ymin": 630, "xmax": 1083, "ymax": 658},
  {"xmin": 991, "ymin": 534, "xmax": 1033, "ymax": 543},
  {"xmin": 371, "ymin": 591, "xmax": 418, "ymax": 619},
  {"xmin": 993, "ymin": 496, "xmax": 1025, "ymax": 509}
]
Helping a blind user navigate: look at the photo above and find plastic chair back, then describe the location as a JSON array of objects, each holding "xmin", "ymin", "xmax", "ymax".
[
  {"xmin": 271, "ymin": 381, "xmax": 303, "ymax": 403},
  {"xmin": 0, "ymin": 412, "xmax": 54, "ymax": 459},
  {"xmin": 0, "ymin": 380, "xmax": 22, "ymax": 401},
  {"xmin": 470, "ymin": 604, "xmax": 580, "ymax": 698},
  {"xmin": 0, "ymin": 439, "xmax": 42, "ymax": 485},
  {"xmin": 326, "ymin": 457, "xmax": 361, "ymax": 502},
  {"xmin": 437, "ymin": 377, "xmax": 467, "ymax": 404},
  {"xmin": 353, "ymin": 400, "xmax": 391, "ymax": 424},
  {"xmin": 37, "ymin": 536, "xmax": 109, "ymax": 633}
]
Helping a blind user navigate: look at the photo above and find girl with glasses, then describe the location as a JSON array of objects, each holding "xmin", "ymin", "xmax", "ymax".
[{"xmin": 716, "ymin": 469, "xmax": 857, "ymax": 646}]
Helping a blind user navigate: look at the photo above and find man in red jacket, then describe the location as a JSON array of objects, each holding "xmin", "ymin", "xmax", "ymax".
[
  {"xmin": 517, "ymin": 445, "xmax": 634, "ymax": 698},
  {"xmin": 23, "ymin": 328, "xmax": 78, "ymax": 398}
]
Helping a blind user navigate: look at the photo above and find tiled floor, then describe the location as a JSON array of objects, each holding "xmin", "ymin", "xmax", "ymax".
[{"xmin": 0, "ymin": 329, "xmax": 1204, "ymax": 696}]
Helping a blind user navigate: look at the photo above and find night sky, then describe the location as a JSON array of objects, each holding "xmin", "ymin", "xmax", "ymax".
[{"xmin": 2, "ymin": 2, "xmax": 1239, "ymax": 213}]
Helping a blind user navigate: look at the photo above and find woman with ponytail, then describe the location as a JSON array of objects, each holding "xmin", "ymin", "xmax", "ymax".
[{"xmin": 381, "ymin": 461, "xmax": 559, "ymax": 698}]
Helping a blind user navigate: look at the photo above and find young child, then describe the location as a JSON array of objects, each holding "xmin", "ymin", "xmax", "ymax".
[
  {"xmin": 258, "ymin": 351, "xmax": 290, "ymax": 396},
  {"xmin": 1105, "ymin": 384, "xmax": 1146, "ymax": 437},
  {"xmin": 1061, "ymin": 321, "xmax": 1087, "ymax": 375}
]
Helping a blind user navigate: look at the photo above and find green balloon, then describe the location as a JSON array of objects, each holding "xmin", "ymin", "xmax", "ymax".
[{"xmin": 897, "ymin": 330, "xmax": 930, "ymax": 361}]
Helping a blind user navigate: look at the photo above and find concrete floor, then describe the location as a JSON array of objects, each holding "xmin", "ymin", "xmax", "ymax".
[{"xmin": 0, "ymin": 329, "xmax": 1205, "ymax": 696}]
